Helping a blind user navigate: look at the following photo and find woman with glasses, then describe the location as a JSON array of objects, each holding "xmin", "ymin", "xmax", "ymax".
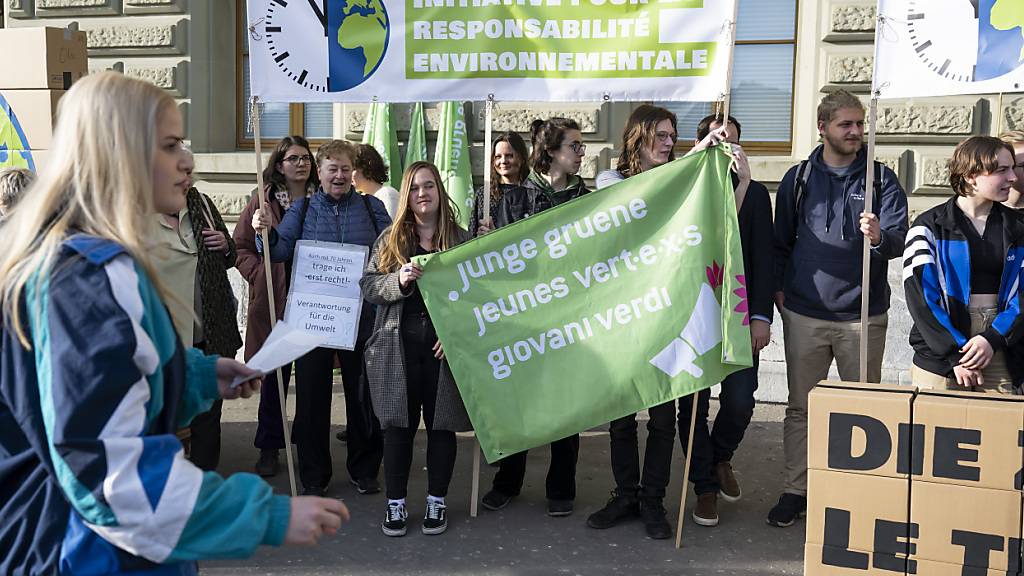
[
  {"xmin": 471, "ymin": 131, "xmax": 529, "ymax": 236},
  {"xmin": 234, "ymin": 135, "xmax": 319, "ymax": 477},
  {"xmin": 151, "ymin": 147, "xmax": 242, "ymax": 472},
  {"xmin": 353, "ymin": 143, "xmax": 400, "ymax": 219},
  {"xmin": 482, "ymin": 117, "xmax": 589, "ymax": 517}
]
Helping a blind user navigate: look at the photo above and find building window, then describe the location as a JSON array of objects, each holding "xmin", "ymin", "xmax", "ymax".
[
  {"xmin": 236, "ymin": 0, "xmax": 335, "ymax": 147},
  {"xmin": 660, "ymin": 0, "xmax": 798, "ymax": 154}
]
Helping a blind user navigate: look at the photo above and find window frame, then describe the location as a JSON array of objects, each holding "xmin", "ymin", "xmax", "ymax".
[
  {"xmin": 671, "ymin": 2, "xmax": 800, "ymax": 156},
  {"xmin": 235, "ymin": 0, "xmax": 330, "ymax": 150}
]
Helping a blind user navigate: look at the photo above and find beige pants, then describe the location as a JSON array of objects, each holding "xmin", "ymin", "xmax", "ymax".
[
  {"xmin": 781, "ymin": 307, "xmax": 888, "ymax": 496},
  {"xmin": 911, "ymin": 306, "xmax": 1015, "ymax": 395}
]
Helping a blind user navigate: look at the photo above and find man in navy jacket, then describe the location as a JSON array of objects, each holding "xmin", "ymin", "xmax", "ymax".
[
  {"xmin": 678, "ymin": 114, "xmax": 775, "ymax": 528},
  {"xmin": 768, "ymin": 90, "xmax": 909, "ymax": 527}
]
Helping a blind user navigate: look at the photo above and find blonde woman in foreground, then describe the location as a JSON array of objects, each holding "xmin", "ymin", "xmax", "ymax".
[{"xmin": 0, "ymin": 71, "xmax": 348, "ymax": 575}]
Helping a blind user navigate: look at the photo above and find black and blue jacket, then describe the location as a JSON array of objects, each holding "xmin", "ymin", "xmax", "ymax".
[{"xmin": 903, "ymin": 198, "xmax": 1024, "ymax": 381}]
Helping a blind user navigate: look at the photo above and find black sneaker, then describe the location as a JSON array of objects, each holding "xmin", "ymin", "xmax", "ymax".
[
  {"xmin": 302, "ymin": 485, "xmax": 328, "ymax": 497},
  {"xmin": 547, "ymin": 499, "xmax": 574, "ymax": 517},
  {"xmin": 422, "ymin": 499, "xmax": 448, "ymax": 535},
  {"xmin": 254, "ymin": 449, "xmax": 279, "ymax": 478},
  {"xmin": 641, "ymin": 499, "xmax": 672, "ymax": 540},
  {"xmin": 382, "ymin": 501, "xmax": 408, "ymax": 537},
  {"xmin": 767, "ymin": 493, "xmax": 807, "ymax": 528},
  {"xmin": 586, "ymin": 491, "xmax": 641, "ymax": 529},
  {"xmin": 350, "ymin": 477, "xmax": 381, "ymax": 495},
  {"xmin": 335, "ymin": 428, "xmax": 348, "ymax": 443},
  {"xmin": 481, "ymin": 489, "xmax": 514, "ymax": 511}
]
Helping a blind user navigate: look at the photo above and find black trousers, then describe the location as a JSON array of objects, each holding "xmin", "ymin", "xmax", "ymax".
[
  {"xmin": 678, "ymin": 358, "xmax": 759, "ymax": 495},
  {"xmin": 383, "ymin": 313, "xmax": 457, "ymax": 500},
  {"xmin": 188, "ymin": 399, "xmax": 223, "ymax": 471},
  {"xmin": 293, "ymin": 344, "xmax": 383, "ymax": 489},
  {"xmin": 491, "ymin": 434, "xmax": 580, "ymax": 501},
  {"xmin": 253, "ymin": 362, "xmax": 293, "ymax": 451},
  {"xmin": 608, "ymin": 400, "xmax": 676, "ymax": 501}
]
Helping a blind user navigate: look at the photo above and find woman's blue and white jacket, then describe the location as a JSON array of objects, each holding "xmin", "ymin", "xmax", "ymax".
[{"xmin": 0, "ymin": 235, "xmax": 290, "ymax": 575}]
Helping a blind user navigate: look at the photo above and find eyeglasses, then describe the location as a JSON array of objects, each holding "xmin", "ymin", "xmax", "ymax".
[
  {"xmin": 283, "ymin": 154, "xmax": 313, "ymax": 165},
  {"xmin": 655, "ymin": 131, "xmax": 678, "ymax": 144},
  {"xmin": 568, "ymin": 142, "xmax": 587, "ymax": 154}
]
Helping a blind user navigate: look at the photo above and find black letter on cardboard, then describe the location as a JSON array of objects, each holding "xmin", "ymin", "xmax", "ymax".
[
  {"xmin": 934, "ymin": 427, "xmax": 981, "ymax": 481},
  {"xmin": 829, "ymin": 413, "xmax": 891, "ymax": 471},
  {"xmin": 822, "ymin": 508, "xmax": 870, "ymax": 569}
]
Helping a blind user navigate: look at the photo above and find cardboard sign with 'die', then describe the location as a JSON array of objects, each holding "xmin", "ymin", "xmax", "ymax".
[{"xmin": 283, "ymin": 240, "xmax": 368, "ymax": 350}]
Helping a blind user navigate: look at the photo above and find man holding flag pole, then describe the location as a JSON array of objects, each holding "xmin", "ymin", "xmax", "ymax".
[{"xmin": 769, "ymin": 89, "xmax": 908, "ymax": 528}]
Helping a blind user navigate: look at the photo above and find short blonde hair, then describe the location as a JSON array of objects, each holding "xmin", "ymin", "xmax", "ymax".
[
  {"xmin": 0, "ymin": 167, "xmax": 34, "ymax": 214},
  {"xmin": 999, "ymin": 130, "xmax": 1024, "ymax": 145},
  {"xmin": 817, "ymin": 89, "xmax": 865, "ymax": 125},
  {"xmin": 316, "ymin": 139, "xmax": 356, "ymax": 165}
]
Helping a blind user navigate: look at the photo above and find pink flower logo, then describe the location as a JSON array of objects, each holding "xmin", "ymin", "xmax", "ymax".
[
  {"xmin": 733, "ymin": 274, "xmax": 749, "ymax": 326},
  {"xmin": 705, "ymin": 261, "xmax": 724, "ymax": 290}
]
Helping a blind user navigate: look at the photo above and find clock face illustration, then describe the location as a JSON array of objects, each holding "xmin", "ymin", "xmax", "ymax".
[
  {"xmin": 906, "ymin": 0, "xmax": 1024, "ymax": 83},
  {"xmin": 262, "ymin": 0, "xmax": 391, "ymax": 94},
  {"xmin": 264, "ymin": 0, "xmax": 331, "ymax": 93}
]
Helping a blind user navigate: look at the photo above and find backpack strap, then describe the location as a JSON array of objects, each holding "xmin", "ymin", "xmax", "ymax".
[
  {"xmin": 872, "ymin": 160, "xmax": 884, "ymax": 212},
  {"xmin": 362, "ymin": 193, "xmax": 382, "ymax": 237},
  {"xmin": 793, "ymin": 160, "xmax": 812, "ymax": 222}
]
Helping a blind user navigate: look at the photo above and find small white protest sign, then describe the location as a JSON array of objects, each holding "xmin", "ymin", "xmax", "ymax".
[{"xmin": 284, "ymin": 240, "xmax": 369, "ymax": 350}]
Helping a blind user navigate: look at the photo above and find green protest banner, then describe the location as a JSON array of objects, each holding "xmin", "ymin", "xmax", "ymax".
[
  {"xmin": 434, "ymin": 101, "xmax": 474, "ymax": 229},
  {"xmin": 414, "ymin": 146, "xmax": 751, "ymax": 463},
  {"xmin": 405, "ymin": 102, "xmax": 427, "ymax": 166},
  {"xmin": 362, "ymin": 102, "xmax": 403, "ymax": 185}
]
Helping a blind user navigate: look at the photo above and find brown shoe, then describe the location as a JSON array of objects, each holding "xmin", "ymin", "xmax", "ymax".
[
  {"xmin": 692, "ymin": 492, "xmax": 719, "ymax": 527},
  {"xmin": 716, "ymin": 461, "xmax": 741, "ymax": 503}
]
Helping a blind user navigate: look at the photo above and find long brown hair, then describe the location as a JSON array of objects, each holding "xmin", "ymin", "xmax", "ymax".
[
  {"xmin": 615, "ymin": 105, "xmax": 677, "ymax": 178},
  {"xmin": 377, "ymin": 161, "xmax": 462, "ymax": 273},
  {"xmin": 529, "ymin": 117, "xmax": 580, "ymax": 175}
]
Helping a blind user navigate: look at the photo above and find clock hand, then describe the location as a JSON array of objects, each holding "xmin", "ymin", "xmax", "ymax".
[
  {"xmin": 968, "ymin": 0, "xmax": 979, "ymax": 19},
  {"xmin": 307, "ymin": 0, "xmax": 327, "ymax": 36}
]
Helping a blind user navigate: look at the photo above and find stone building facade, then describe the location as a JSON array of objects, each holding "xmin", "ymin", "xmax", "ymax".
[{"xmin": 4, "ymin": 0, "xmax": 1015, "ymax": 400}]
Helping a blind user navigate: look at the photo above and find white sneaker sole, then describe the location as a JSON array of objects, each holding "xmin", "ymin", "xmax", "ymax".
[
  {"xmin": 719, "ymin": 488, "xmax": 742, "ymax": 504},
  {"xmin": 692, "ymin": 512, "xmax": 720, "ymax": 527},
  {"xmin": 422, "ymin": 522, "xmax": 448, "ymax": 535},
  {"xmin": 382, "ymin": 524, "xmax": 407, "ymax": 537}
]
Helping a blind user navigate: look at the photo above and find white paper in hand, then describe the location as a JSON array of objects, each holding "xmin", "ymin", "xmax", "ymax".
[{"xmin": 231, "ymin": 322, "xmax": 330, "ymax": 387}]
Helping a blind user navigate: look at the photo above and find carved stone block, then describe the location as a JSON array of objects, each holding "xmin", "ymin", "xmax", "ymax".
[
  {"xmin": 921, "ymin": 157, "xmax": 950, "ymax": 188},
  {"xmin": 482, "ymin": 106, "xmax": 599, "ymax": 134},
  {"xmin": 124, "ymin": 0, "xmax": 187, "ymax": 15},
  {"xmin": 125, "ymin": 60, "xmax": 187, "ymax": 96},
  {"xmin": 828, "ymin": 55, "xmax": 873, "ymax": 84},
  {"xmin": 831, "ymin": 5, "xmax": 876, "ymax": 33},
  {"xmin": 83, "ymin": 19, "xmax": 187, "ymax": 56},
  {"xmin": 7, "ymin": 0, "xmax": 34, "ymax": 18},
  {"xmin": 347, "ymin": 103, "xmax": 445, "ymax": 133},
  {"xmin": 36, "ymin": 0, "xmax": 118, "ymax": 15},
  {"xmin": 875, "ymin": 104, "xmax": 974, "ymax": 135}
]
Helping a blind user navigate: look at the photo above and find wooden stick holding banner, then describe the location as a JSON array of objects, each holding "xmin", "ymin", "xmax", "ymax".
[
  {"xmin": 251, "ymin": 96, "xmax": 298, "ymax": 498},
  {"xmin": 858, "ymin": 96, "xmax": 878, "ymax": 383},
  {"xmin": 469, "ymin": 95, "xmax": 495, "ymax": 519},
  {"xmin": 676, "ymin": 0, "xmax": 740, "ymax": 549}
]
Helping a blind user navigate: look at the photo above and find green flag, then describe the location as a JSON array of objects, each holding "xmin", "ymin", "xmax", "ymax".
[
  {"xmin": 434, "ymin": 101, "xmax": 474, "ymax": 229},
  {"xmin": 362, "ymin": 102, "xmax": 402, "ymax": 186},
  {"xmin": 405, "ymin": 102, "xmax": 427, "ymax": 167},
  {"xmin": 414, "ymin": 146, "xmax": 752, "ymax": 463}
]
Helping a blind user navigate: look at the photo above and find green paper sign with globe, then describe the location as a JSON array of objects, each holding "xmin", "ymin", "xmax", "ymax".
[{"xmin": 327, "ymin": 0, "xmax": 390, "ymax": 92}]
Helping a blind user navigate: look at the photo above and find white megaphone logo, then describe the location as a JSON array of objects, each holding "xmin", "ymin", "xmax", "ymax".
[{"xmin": 649, "ymin": 282, "xmax": 722, "ymax": 378}]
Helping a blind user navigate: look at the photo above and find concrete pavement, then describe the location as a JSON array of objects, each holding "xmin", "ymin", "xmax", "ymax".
[{"xmin": 203, "ymin": 391, "xmax": 806, "ymax": 575}]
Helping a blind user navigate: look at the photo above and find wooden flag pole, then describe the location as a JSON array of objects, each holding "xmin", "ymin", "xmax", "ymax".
[
  {"xmin": 676, "ymin": 0, "xmax": 740, "ymax": 550},
  {"xmin": 674, "ymin": 395, "xmax": 700, "ymax": 549},
  {"xmin": 481, "ymin": 96, "xmax": 495, "ymax": 224},
  {"xmin": 251, "ymin": 97, "xmax": 298, "ymax": 497},
  {"xmin": 858, "ymin": 97, "xmax": 879, "ymax": 383},
  {"xmin": 470, "ymin": 437, "xmax": 481, "ymax": 518}
]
